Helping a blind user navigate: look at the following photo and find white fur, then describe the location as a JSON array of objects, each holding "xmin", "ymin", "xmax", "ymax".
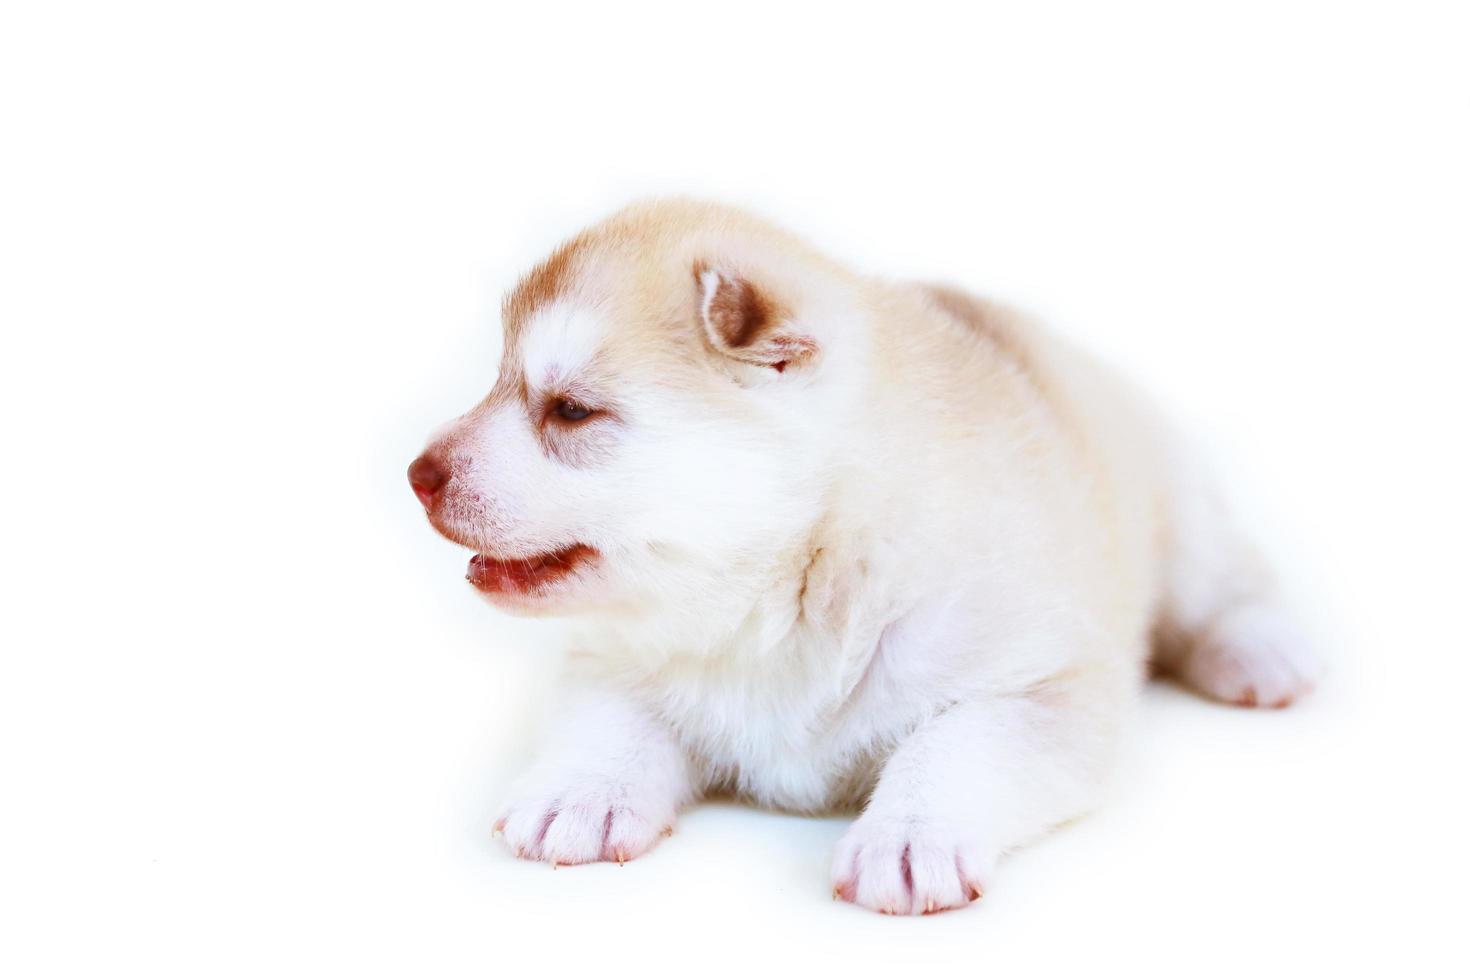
[
  {"xmin": 416, "ymin": 200, "xmax": 1319, "ymax": 914},
  {"xmin": 522, "ymin": 302, "xmax": 607, "ymax": 387}
]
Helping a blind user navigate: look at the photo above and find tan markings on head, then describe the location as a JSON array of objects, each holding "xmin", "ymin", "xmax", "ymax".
[
  {"xmin": 482, "ymin": 360, "xmax": 530, "ymax": 412},
  {"xmin": 502, "ymin": 232, "xmax": 592, "ymax": 339}
]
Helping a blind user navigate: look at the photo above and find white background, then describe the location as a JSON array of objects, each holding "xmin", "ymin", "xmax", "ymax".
[{"xmin": 3, "ymin": 1, "xmax": 1468, "ymax": 976}]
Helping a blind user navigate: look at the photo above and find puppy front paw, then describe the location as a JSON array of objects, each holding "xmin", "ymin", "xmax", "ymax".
[
  {"xmin": 493, "ymin": 781, "xmax": 676, "ymax": 866},
  {"xmin": 831, "ymin": 814, "xmax": 993, "ymax": 915}
]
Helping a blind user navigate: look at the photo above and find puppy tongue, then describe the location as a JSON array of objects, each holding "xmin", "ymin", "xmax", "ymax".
[
  {"xmin": 466, "ymin": 553, "xmax": 543, "ymax": 593},
  {"xmin": 466, "ymin": 547, "xmax": 588, "ymax": 593}
]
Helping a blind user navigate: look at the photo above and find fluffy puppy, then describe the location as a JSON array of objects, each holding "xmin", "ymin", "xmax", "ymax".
[{"xmin": 408, "ymin": 199, "xmax": 1319, "ymax": 914}]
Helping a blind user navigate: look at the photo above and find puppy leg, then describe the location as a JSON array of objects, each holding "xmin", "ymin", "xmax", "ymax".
[
  {"xmin": 495, "ymin": 687, "xmax": 695, "ymax": 866},
  {"xmin": 1153, "ymin": 454, "xmax": 1321, "ymax": 708},
  {"xmin": 832, "ymin": 669, "xmax": 1128, "ymax": 914}
]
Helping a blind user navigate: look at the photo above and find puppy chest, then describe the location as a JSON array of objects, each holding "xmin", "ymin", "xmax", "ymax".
[
  {"xmin": 688, "ymin": 712, "xmax": 869, "ymax": 809},
  {"xmin": 651, "ymin": 675, "xmax": 882, "ymax": 811}
]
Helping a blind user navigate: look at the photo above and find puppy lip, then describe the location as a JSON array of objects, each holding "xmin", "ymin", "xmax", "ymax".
[{"xmin": 465, "ymin": 543, "xmax": 597, "ymax": 594}]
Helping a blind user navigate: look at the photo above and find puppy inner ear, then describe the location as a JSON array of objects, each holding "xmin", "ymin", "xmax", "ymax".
[{"xmin": 695, "ymin": 263, "xmax": 816, "ymax": 372}]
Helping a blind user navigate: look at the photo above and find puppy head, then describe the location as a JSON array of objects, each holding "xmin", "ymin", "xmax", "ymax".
[{"xmin": 409, "ymin": 201, "xmax": 861, "ymax": 618}]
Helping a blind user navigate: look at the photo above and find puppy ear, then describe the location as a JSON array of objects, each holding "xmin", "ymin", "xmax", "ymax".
[{"xmin": 694, "ymin": 263, "xmax": 816, "ymax": 373}]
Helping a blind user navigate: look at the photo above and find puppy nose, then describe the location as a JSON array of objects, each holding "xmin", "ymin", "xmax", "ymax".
[{"xmin": 408, "ymin": 452, "xmax": 449, "ymax": 508}]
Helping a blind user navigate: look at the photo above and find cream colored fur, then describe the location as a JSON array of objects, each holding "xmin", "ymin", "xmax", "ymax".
[{"xmin": 412, "ymin": 199, "xmax": 1319, "ymax": 914}]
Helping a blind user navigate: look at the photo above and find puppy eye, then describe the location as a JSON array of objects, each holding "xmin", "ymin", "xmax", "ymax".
[{"xmin": 551, "ymin": 398, "xmax": 594, "ymax": 423}]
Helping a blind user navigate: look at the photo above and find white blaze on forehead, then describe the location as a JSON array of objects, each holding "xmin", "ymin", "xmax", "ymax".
[{"xmin": 521, "ymin": 302, "xmax": 607, "ymax": 388}]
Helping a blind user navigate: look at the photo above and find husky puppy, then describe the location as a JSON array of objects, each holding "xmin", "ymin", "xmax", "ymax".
[{"xmin": 408, "ymin": 199, "xmax": 1318, "ymax": 914}]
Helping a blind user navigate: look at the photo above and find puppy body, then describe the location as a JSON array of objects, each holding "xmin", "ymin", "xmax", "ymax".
[{"xmin": 412, "ymin": 200, "xmax": 1318, "ymax": 913}]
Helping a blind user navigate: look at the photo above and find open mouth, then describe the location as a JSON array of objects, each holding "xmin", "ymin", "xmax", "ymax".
[{"xmin": 465, "ymin": 543, "xmax": 596, "ymax": 595}]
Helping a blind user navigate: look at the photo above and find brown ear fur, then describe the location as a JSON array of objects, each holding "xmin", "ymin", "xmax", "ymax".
[{"xmin": 694, "ymin": 263, "xmax": 816, "ymax": 371}]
